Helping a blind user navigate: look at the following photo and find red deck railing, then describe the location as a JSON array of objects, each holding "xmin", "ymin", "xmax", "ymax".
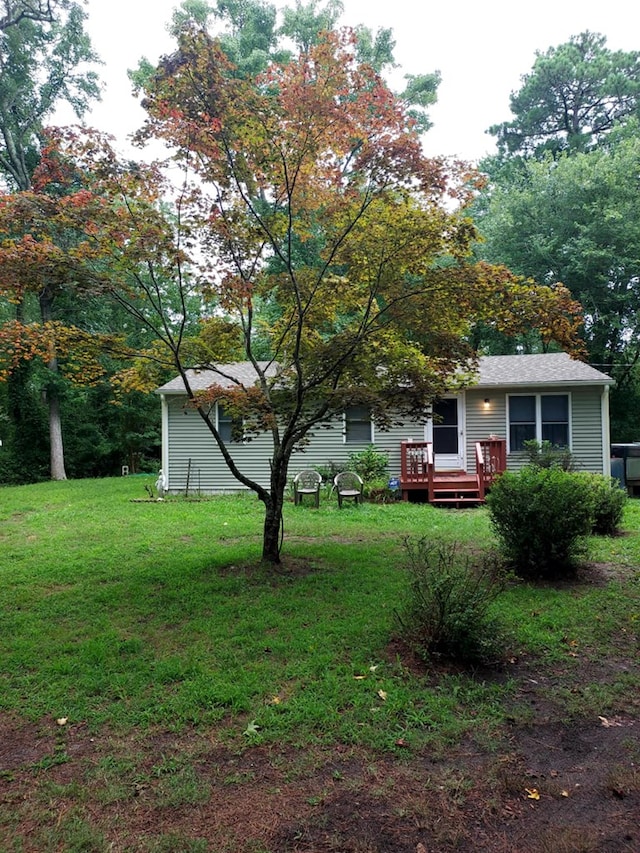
[
  {"xmin": 400, "ymin": 438, "xmax": 506, "ymax": 503},
  {"xmin": 478, "ymin": 438, "xmax": 507, "ymax": 490},
  {"xmin": 400, "ymin": 441, "xmax": 432, "ymax": 497}
]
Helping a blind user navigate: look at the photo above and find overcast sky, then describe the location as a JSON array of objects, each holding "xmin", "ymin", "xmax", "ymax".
[{"xmin": 73, "ymin": 0, "xmax": 638, "ymax": 163}]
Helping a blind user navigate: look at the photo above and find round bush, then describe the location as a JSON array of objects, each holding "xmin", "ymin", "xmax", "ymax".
[
  {"xmin": 394, "ymin": 538, "xmax": 506, "ymax": 664},
  {"xmin": 486, "ymin": 467, "xmax": 595, "ymax": 579},
  {"xmin": 574, "ymin": 472, "xmax": 627, "ymax": 536}
]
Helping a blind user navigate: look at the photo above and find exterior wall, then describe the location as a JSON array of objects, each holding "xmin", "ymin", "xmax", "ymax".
[
  {"xmin": 164, "ymin": 397, "xmax": 273, "ymax": 493},
  {"xmin": 162, "ymin": 395, "xmax": 425, "ymax": 493},
  {"xmin": 464, "ymin": 389, "xmax": 507, "ymax": 473},
  {"xmin": 571, "ymin": 386, "xmax": 609, "ymax": 475},
  {"xmin": 162, "ymin": 383, "xmax": 609, "ymax": 493},
  {"xmin": 465, "ymin": 385, "xmax": 608, "ymax": 475},
  {"xmin": 287, "ymin": 418, "xmax": 423, "ymax": 483}
]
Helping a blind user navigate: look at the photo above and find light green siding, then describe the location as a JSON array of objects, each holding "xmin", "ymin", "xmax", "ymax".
[
  {"xmin": 465, "ymin": 385, "xmax": 607, "ymax": 474},
  {"xmin": 162, "ymin": 382, "xmax": 608, "ymax": 493},
  {"xmin": 465, "ymin": 389, "xmax": 507, "ymax": 472},
  {"xmin": 287, "ymin": 419, "xmax": 425, "ymax": 484},
  {"xmin": 163, "ymin": 395, "xmax": 426, "ymax": 493},
  {"xmin": 571, "ymin": 387, "xmax": 607, "ymax": 473},
  {"xmin": 165, "ymin": 397, "xmax": 272, "ymax": 492}
]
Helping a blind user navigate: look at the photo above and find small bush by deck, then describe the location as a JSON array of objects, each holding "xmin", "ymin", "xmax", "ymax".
[{"xmin": 487, "ymin": 467, "xmax": 627, "ymax": 579}]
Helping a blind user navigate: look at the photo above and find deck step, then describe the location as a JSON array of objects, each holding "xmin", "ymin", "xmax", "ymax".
[
  {"xmin": 431, "ymin": 497, "xmax": 485, "ymax": 504},
  {"xmin": 432, "ymin": 486, "xmax": 479, "ymax": 493},
  {"xmin": 432, "ymin": 490, "xmax": 481, "ymax": 496},
  {"xmin": 432, "ymin": 494, "xmax": 482, "ymax": 499}
]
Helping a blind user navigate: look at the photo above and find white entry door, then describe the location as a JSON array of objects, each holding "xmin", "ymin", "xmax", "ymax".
[{"xmin": 426, "ymin": 396, "xmax": 465, "ymax": 470}]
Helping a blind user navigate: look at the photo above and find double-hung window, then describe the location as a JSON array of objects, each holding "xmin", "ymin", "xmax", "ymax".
[
  {"xmin": 508, "ymin": 394, "xmax": 570, "ymax": 451},
  {"xmin": 344, "ymin": 405, "xmax": 373, "ymax": 444},
  {"xmin": 217, "ymin": 404, "xmax": 242, "ymax": 444}
]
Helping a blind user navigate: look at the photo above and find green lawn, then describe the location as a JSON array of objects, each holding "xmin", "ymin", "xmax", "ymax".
[
  {"xmin": 2, "ymin": 476, "xmax": 640, "ymax": 851},
  {"xmin": 1, "ymin": 475, "xmax": 639, "ymax": 752}
]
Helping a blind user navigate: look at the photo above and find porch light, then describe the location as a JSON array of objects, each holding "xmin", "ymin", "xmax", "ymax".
[{"xmin": 483, "ymin": 398, "xmax": 491, "ymax": 409}]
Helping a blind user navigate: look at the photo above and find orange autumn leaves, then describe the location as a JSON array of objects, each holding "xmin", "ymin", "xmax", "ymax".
[
  {"xmin": 0, "ymin": 28, "xmax": 585, "ymax": 405},
  {"xmin": 0, "ymin": 320, "xmax": 108, "ymax": 384}
]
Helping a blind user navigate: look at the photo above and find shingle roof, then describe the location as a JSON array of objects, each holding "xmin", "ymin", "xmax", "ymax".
[
  {"xmin": 155, "ymin": 353, "xmax": 613, "ymax": 395},
  {"xmin": 155, "ymin": 361, "xmax": 275, "ymax": 394},
  {"xmin": 475, "ymin": 353, "xmax": 613, "ymax": 387}
]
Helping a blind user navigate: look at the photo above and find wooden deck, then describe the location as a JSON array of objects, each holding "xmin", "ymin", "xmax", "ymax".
[{"xmin": 400, "ymin": 439, "xmax": 506, "ymax": 505}]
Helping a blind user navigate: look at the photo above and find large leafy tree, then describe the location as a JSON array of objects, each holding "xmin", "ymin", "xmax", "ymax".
[
  {"xmin": 488, "ymin": 32, "xmax": 640, "ymax": 158},
  {"xmin": 135, "ymin": 0, "xmax": 441, "ymax": 136},
  {"xmin": 128, "ymin": 26, "xmax": 579, "ymax": 563},
  {"xmin": 0, "ymin": 128, "xmax": 185, "ymax": 383},
  {"xmin": 476, "ymin": 33, "xmax": 640, "ymax": 438},
  {"xmin": 0, "ymin": 0, "xmax": 100, "ymax": 480},
  {"xmin": 1, "ymin": 29, "xmax": 582, "ymax": 561},
  {"xmin": 477, "ymin": 128, "xmax": 640, "ymax": 377},
  {"xmin": 0, "ymin": 0, "xmax": 99, "ymax": 191}
]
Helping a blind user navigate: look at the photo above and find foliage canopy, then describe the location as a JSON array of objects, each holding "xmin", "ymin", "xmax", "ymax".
[
  {"xmin": 0, "ymin": 21, "xmax": 583, "ymax": 559},
  {"xmin": 488, "ymin": 31, "xmax": 640, "ymax": 157}
]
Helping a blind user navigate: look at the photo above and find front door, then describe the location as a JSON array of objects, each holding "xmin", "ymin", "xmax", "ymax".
[{"xmin": 426, "ymin": 396, "xmax": 465, "ymax": 469}]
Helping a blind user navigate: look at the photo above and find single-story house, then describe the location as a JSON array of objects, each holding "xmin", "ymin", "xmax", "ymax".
[{"xmin": 155, "ymin": 352, "xmax": 614, "ymax": 499}]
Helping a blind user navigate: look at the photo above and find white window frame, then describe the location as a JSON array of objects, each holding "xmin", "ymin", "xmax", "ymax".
[
  {"xmin": 216, "ymin": 402, "xmax": 243, "ymax": 444},
  {"xmin": 507, "ymin": 392, "xmax": 571, "ymax": 453},
  {"xmin": 343, "ymin": 405, "xmax": 374, "ymax": 444}
]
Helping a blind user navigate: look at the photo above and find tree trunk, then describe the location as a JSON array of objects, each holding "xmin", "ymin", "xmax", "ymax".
[
  {"xmin": 261, "ymin": 455, "xmax": 290, "ymax": 564},
  {"xmin": 40, "ymin": 289, "xmax": 67, "ymax": 481},
  {"xmin": 262, "ymin": 496, "xmax": 283, "ymax": 564},
  {"xmin": 47, "ymin": 387, "xmax": 67, "ymax": 480}
]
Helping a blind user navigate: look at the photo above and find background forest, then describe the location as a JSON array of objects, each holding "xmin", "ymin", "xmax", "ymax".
[{"xmin": 0, "ymin": 0, "xmax": 639, "ymax": 486}]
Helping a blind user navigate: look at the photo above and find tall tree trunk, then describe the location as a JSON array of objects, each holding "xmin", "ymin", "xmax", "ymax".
[
  {"xmin": 47, "ymin": 381, "xmax": 66, "ymax": 480},
  {"xmin": 40, "ymin": 288, "xmax": 67, "ymax": 481}
]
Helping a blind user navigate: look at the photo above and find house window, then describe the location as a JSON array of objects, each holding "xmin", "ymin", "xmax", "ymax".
[
  {"xmin": 508, "ymin": 395, "xmax": 536, "ymax": 451},
  {"xmin": 344, "ymin": 405, "xmax": 373, "ymax": 444},
  {"xmin": 508, "ymin": 394, "xmax": 569, "ymax": 451},
  {"xmin": 217, "ymin": 404, "xmax": 242, "ymax": 444},
  {"xmin": 540, "ymin": 394, "xmax": 570, "ymax": 446}
]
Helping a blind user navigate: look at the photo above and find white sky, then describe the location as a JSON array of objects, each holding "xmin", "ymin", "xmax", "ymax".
[{"xmin": 73, "ymin": 0, "xmax": 638, "ymax": 164}]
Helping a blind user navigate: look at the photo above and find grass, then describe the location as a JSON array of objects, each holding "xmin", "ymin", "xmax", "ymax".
[
  {"xmin": 1, "ymin": 477, "xmax": 639, "ymax": 747},
  {"xmin": 1, "ymin": 476, "xmax": 640, "ymax": 850},
  {"xmin": 0, "ymin": 476, "xmax": 509, "ymax": 749},
  {"xmin": 2, "ymin": 478, "xmax": 639, "ymax": 742}
]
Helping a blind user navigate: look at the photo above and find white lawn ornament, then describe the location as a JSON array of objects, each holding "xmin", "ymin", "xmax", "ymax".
[{"xmin": 155, "ymin": 469, "xmax": 167, "ymax": 497}]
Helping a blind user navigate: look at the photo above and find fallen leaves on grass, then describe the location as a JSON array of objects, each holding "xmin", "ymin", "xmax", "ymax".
[{"xmin": 599, "ymin": 715, "xmax": 623, "ymax": 727}]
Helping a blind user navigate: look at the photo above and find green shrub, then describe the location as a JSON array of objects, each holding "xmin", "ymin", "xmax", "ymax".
[
  {"xmin": 315, "ymin": 460, "xmax": 342, "ymax": 485},
  {"xmin": 487, "ymin": 467, "xmax": 595, "ymax": 579},
  {"xmin": 348, "ymin": 445, "xmax": 389, "ymax": 484},
  {"xmin": 394, "ymin": 538, "xmax": 506, "ymax": 665},
  {"xmin": 364, "ymin": 477, "xmax": 401, "ymax": 502},
  {"xmin": 522, "ymin": 439, "xmax": 577, "ymax": 471},
  {"xmin": 576, "ymin": 472, "xmax": 627, "ymax": 535}
]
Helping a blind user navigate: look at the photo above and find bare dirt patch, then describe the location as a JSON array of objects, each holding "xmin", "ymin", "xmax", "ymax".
[{"xmin": 2, "ymin": 652, "xmax": 639, "ymax": 853}]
